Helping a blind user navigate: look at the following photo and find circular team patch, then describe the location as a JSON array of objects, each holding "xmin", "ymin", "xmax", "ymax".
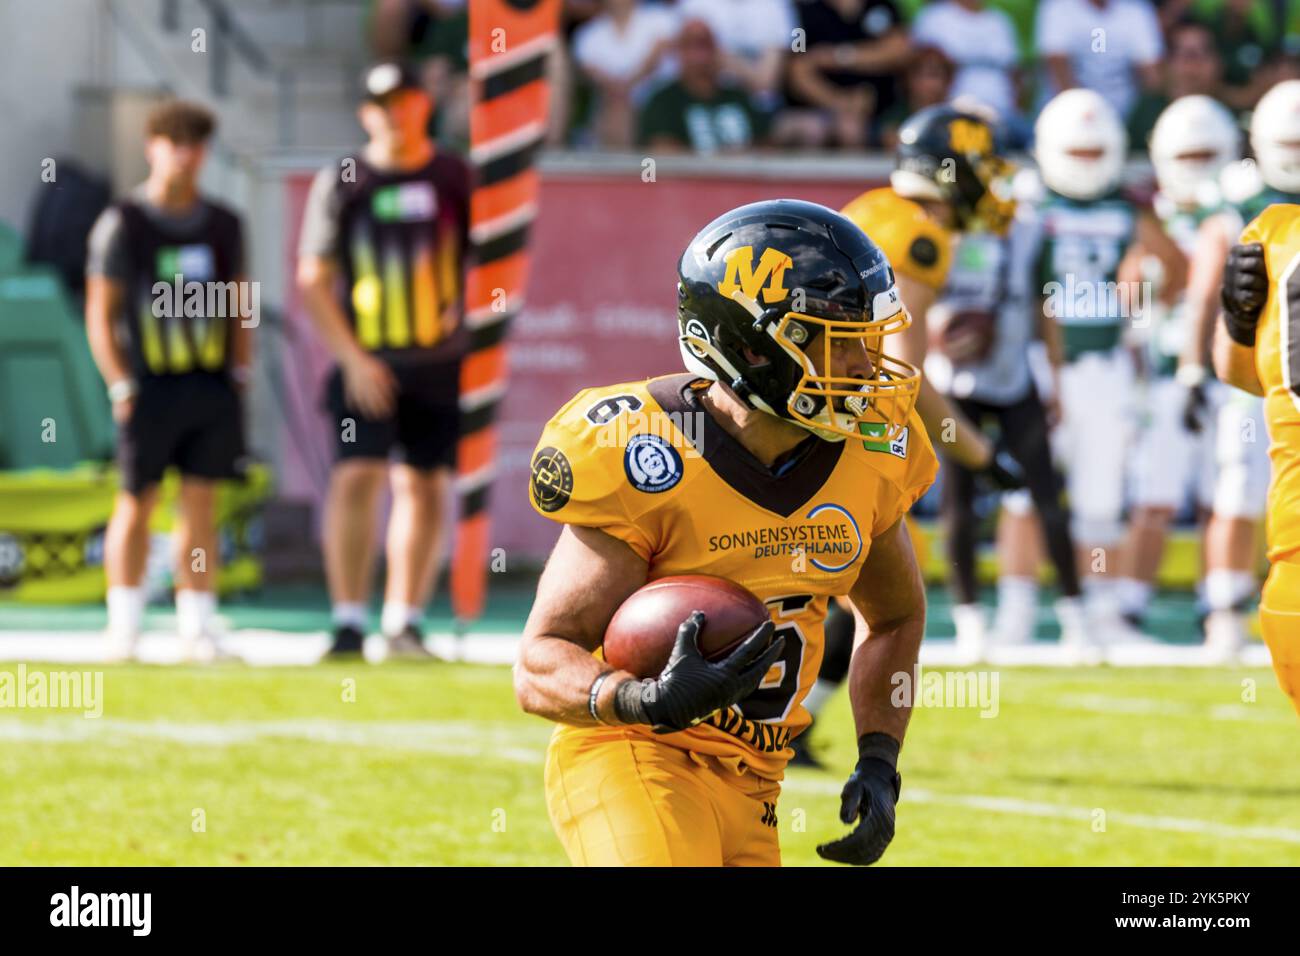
[
  {"xmin": 530, "ymin": 446, "xmax": 574, "ymax": 513},
  {"xmin": 624, "ymin": 433, "xmax": 683, "ymax": 494},
  {"xmin": 909, "ymin": 235, "xmax": 939, "ymax": 268}
]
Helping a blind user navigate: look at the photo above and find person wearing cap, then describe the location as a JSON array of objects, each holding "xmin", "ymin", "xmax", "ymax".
[{"xmin": 297, "ymin": 61, "xmax": 471, "ymax": 659}]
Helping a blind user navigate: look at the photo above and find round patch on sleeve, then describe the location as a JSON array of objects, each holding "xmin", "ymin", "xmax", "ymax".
[
  {"xmin": 530, "ymin": 446, "xmax": 574, "ymax": 512},
  {"xmin": 624, "ymin": 433, "xmax": 683, "ymax": 493},
  {"xmin": 909, "ymin": 235, "xmax": 939, "ymax": 268}
]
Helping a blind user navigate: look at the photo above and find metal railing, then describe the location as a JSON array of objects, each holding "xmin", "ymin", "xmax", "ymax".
[{"xmin": 158, "ymin": 0, "xmax": 297, "ymax": 146}]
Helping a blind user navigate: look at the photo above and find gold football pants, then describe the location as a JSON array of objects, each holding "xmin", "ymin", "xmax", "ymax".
[
  {"xmin": 544, "ymin": 725, "xmax": 782, "ymax": 866},
  {"xmin": 1261, "ymin": 558, "xmax": 1300, "ymax": 716}
]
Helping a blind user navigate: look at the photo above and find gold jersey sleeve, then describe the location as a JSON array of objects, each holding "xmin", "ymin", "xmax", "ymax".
[
  {"xmin": 527, "ymin": 380, "xmax": 667, "ymax": 562},
  {"xmin": 1239, "ymin": 204, "xmax": 1300, "ymax": 563},
  {"xmin": 840, "ymin": 187, "xmax": 952, "ymax": 291},
  {"xmin": 856, "ymin": 412, "xmax": 940, "ymax": 539}
]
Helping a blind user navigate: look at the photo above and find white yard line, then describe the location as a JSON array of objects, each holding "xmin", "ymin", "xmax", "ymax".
[
  {"xmin": 2, "ymin": 716, "xmax": 1294, "ymax": 846},
  {"xmin": 781, "ymin": 778, "xmax": 1300, "ymax": 845},
  {"xmin": 1052, "ymin": 693, "xmax": 1295, "ymax": 723}
]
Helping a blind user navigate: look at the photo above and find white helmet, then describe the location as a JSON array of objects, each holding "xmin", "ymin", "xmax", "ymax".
[
  {"xmin": 1251, "ymin": 79, "xmax": 1300, "ymax": 193},
  {"xmin": 1034, "ymin": 88, "xmax": 1127, "ymax": 201},
  {"xmin": 1150, "ymin": 95, "xmax": 1240, "ymax": 206}
]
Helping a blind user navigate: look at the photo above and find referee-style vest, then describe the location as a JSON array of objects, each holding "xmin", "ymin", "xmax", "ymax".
[
  {"xmin": 332, "ymin": 153, "xmax": 470, "ymax": 361},
  {"xmin": 116, "ymin": 199, "xmax": 242, "ymax": 378}
]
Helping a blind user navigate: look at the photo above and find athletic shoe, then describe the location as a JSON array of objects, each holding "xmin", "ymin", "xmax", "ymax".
[
  {"xmin": 103, "ymin": 630, "xmax": 137, "ymax": 664},
  {"xmin": 327, "ymin": 624, "xmax": 365, "ymax": 658},
  {"xmin": 1203, "ymin": 610, "xmax": 1247, "ymax": 664},
  {"xmin": 952, "ymin": 602, "xmax": 988, "ymax": 661},
  {"xmin": 386, "ymin": 625, "xmax": 437, "ymax": 660},
  {"xmin": 181, "ymin": 632, "xmax": 236, "ymax": 664}
]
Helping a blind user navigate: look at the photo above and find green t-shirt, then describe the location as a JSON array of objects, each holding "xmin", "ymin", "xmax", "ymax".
[{"xmin": 637, "ymin": 81, "xmax": 767, "ymax": 153}]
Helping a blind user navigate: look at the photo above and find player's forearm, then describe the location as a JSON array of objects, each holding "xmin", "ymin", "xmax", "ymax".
[
  {"xmin": 916, "ymin": 380, "xmax": 990, "ymax": 469},
  {"xmin": 513, "ymin": 634, "xmax": 639, "ymax": 726},
  {"xmin": 296, "ymin": 265, "xmax": 365, "ymax": 366},
  {"xmin": 1181, "ymin": 220, "xmax": 1230, "ymax": 369},
  {"xmin": 1211, "ymin": 322, "xmax": 1265, "ymax": 396},
  {"xmin": 84, "ymin": 279, "xmax": 130, "ymax": 388},
  {"xmin": 846, "ymin": 609, "xmax": 924, "ymax": 746}
]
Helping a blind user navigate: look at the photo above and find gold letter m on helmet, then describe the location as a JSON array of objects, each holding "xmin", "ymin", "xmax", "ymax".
[{"xmin": 718, "ymin": 246, "xmax": 794, "ymax": 304}]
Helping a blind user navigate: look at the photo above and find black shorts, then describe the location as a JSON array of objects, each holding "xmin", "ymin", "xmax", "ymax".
[
  {"xmin": 117, "ymin": 372, "xmax": 247, "ymax": 494},
  {"xmin": 323, "ymin": 355, "xmax": 461, "ymax": 470}
]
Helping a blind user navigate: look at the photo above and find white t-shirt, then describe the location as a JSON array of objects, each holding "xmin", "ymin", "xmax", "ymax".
[
  {"xmin": 912, "ymin": 1, "xmax": 1020, "ymax": 118},
  {"xmin": 675, "ymin": 0, "xmax": 796, "ymax": 57},
  {"xmin": 572, "ymin": 5, "xmax": 680, "ymax": 99},
  {"xmin": 1035, "ymin": 0, "xmax": 1163, "ymax": 119}
]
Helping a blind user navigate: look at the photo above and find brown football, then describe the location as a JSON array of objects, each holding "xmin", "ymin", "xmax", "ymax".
[
  {"xmin": 603, "ymin": 575, "xmax": 772, "ymax": 679},
  {"xmin": 933, "ymin": 309, "xmax": 997, "ymax": 364}
]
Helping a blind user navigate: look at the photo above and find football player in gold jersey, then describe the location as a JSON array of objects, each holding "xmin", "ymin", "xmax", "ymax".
[
  {"xmin": 840, "ymin": 105, "xmax": 1019, "ymax": 477},
  {"xmin": 1214, "ymin": 208, "xmax": 1300, "ymax": 715},
  {"xmin": 515, "ymin": 200, "xmax": 937, "ymax": 865}
]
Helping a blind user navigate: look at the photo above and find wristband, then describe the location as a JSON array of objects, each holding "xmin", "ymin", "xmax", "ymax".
[
  {"xmin": 856, "ymin": 732, "xmax": 902, "ymax": 770},
  {"xmin": 613, "ymin": 677, "xmax": 650, "ymax": 725},
  {"xmin": 107, "ymin": 379, "xmax": 137, "ymax": 403},
  {"xmin": 587, "ymin": 670, "xmax": 614, "ymax": 724}
]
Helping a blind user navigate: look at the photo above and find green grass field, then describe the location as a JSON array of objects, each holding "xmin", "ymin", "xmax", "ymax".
[{"xmin": 1, "ymin": 658, "xmax": 1296, "ymax": 866}]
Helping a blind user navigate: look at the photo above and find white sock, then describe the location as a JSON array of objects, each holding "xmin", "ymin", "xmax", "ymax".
[
  {"xmin": 107, "ymin": 586, "xmax": 145, "ymax": 642},
  {"xmin": 381, "ymin": 602, "xmax": 422, "ymax": 637},
  {"xmin": 1203, "ymin": 570, "xmax": 1257, "ymax": 611},
  {"xmin": 175, "ymin": 589, "xmax": 217, "ymax": 641},
  {"xmin": 1117, "ymin": 578, "xmax": 1153, "ymax": 616},
  {"xmin": 802, "ymin": 677, "xmax": 839, "ymax": 720},
  {"xmin": 997, "ymin": 575, "xmax": 1039, "ymax": 610},
  {"xmin": 332, "ymin": 602, "xmax": 367, "ymax": 631}
]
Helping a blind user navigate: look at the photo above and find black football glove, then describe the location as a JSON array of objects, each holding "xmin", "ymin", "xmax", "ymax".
[
  {"xmin": 1181, "ymin": 381, "xmax": 1209, "ymax": 434},
  {"xmin": 816, "ymin": 733, "xmax": 902, "ymax": 866},
  {"xmin": 1221, "ymin": 241, "xmax": 1268, "ymax": 347},
  {"xmin": 614, "ymin": 611, "xmax": 783, "ymax": 734},
  {"xmin": 981, "ymin": 447, "xmax": 1025, "ymax": 491}
]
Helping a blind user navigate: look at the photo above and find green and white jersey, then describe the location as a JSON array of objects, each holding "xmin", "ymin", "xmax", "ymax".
[
  {"xmin": 1232, "ymin": 185, "xmax": 1300, "ymax": 229},
  {"xmin": 1146, "ymin": 192, "xmax": 1220, "ymax": 378},
  {"xmin": 1035, "ymin": 191, "xmax": 1138, "ymax": 362}
]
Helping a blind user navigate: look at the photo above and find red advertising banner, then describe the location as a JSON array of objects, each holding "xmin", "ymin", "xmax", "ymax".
[{"xmin": 278, "ymin": 164, "xmax": 882, "ymax": 564}]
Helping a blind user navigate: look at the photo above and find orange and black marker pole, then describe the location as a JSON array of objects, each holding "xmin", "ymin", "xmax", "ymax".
[{"xmin": 455, "ymin": 0, "xmax": 560, "ymax": 642}]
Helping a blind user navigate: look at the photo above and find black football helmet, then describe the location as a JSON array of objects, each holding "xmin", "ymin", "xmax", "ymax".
[
  {"xmin": 677, "ymin": 199, "xmax": 920, "ymax": 443},
  {"xmin": 892, "ymin": 105, "xmax": 1015, "ymax": 232}
]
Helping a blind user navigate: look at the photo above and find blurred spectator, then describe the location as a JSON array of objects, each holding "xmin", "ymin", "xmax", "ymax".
[
  {"xmin": 1127, "ymin": 19, "xmax": 1227, "ymax": 150},
  {"xmin": 638, "ymin": 19, "xmax": 769, "ymax": 153},
  {"xmin": 1035, "ymin": 0, "xmax": 1164, "ymax": 122},
  {"xmin": 877, "ymin": 45, "xmax": 956, "ymax": 149},
  {"xmin": 780, "ymin": 0, "xmax": 910, "ymax": 148},
  {"xmin": 676, "ymin": 0, "xmax": 798, "ymax": 110},
  {"xmin": 873, "ymin": 44, "xmax": 956, "ymax": 148},
  {"xmin": 1216, "ymin": 0, "xmax": 1285, "ymax": 108},
  {"xmin": 572, "ymin": 0, "xmax": 680, "ymax": 148},
  {"xmin": 368, "ymin": 1, "xmax": 470, "ymax": 147},
  {"xmin": 911, "ymin": 0, "xmax": 1021, "ymax": 122}
]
